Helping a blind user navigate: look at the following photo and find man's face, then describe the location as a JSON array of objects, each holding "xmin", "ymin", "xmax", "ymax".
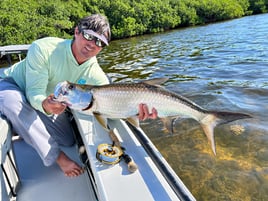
[{"xmin": 72, "ymin": 27, "xmax": 103, "ymax": 64}]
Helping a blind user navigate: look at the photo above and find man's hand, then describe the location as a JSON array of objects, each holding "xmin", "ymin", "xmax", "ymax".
[
  {"xmin": 138, "ymin": 103, "xmax": 158, "ymax": 121},
  {"xmin": 42, "ymin": 94, "xmax": 66, "ymax": 115}
]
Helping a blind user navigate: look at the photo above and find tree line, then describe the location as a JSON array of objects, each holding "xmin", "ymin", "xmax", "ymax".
[{"xmin": 0, "ymin": 0, "xmax": 267, "ymax": 46}]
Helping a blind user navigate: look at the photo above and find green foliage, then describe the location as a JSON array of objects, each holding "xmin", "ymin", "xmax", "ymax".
[
  {"xmin": 249, "ymin": 0, "xmax": 268, "ymax": 13},
  {"xmin": 184, "ymin": 0, "xmax": 246, "ymax": 23},
  {"xmin": 0, "ymin": 0, "xmax": 85, "ymax": 45},
  {"xmin": 0, "ymin": 0, "xmax": 267, "ymax": 45}
]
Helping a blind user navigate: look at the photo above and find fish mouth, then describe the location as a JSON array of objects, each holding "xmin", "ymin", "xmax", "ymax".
[
  {"xmin": 53, "ymin": 81, "xmax": 71, "ymax": 103},
  {"xmin": 53, "ymin": 81, "xmax": 93, "ymax": 110}
]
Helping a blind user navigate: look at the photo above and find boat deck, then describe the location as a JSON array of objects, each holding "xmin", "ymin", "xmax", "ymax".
[
  {"xmin": 13, "ymin": 138, "xmax": 96, "ymax": 201},
  {"xmin": 1, "ymin": 111, "xmax": 196, "ymax": 201},
  {"xmin": 71, "ymin": 111, "xmax": 194, "ymax": 201}
]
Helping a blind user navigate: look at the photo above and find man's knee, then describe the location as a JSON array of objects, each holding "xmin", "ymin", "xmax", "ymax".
[
  {"xmin": 62, "ymin": 138, "xmax": 75, "ymax": 146},
  {"xmin": 56, "ymin": 133, "xmax": 75, "ymax": 147}
]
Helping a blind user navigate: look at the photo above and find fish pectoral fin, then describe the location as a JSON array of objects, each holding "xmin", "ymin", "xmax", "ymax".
[
  {"xmin": 142, "ymin": 78, "xmax": 168, "ymax": 86},
  {"xmin": 126, "ymin": 116, "xmax": 140, "ymax": 128},
  {"xmin": 161, "ymin": 116, "xmax": 178, "ymax": 134},
  {"xmin": 93, "ymin": 112, "xmax": 109, "ymax": 131}
]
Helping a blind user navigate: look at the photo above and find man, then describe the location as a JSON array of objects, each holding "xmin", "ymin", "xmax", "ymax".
[{"xmin": 0, "ymin": 14, "xmax": 157, "ymax": 177}]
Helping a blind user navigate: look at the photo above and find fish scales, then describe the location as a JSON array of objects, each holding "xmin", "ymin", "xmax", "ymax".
[
  {"xmin": 91, "ymin": 83, "xmax": 207, "ymax": 120},
  {"xmin": 53, "ymin": 79, "xmax": 252, "ymax": 155}
]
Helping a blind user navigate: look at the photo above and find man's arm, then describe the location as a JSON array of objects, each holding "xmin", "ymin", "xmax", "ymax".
[{"xmin": 24, "ymin": 42, "xmax": 50, "ymax": 113}]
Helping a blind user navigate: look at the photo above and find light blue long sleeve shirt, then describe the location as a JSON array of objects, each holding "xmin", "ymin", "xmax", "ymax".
[{"xmin": 1, "ymin": 37, "xmax": 109, "ymax": 113}]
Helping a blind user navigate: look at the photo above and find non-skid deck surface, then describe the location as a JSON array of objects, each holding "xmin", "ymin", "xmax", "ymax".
[
  {"xmin": 13, "ymin": 139, "xmax": 96, "ymax": 201},
  {"xmin": 72, "ymin": 111, "xmax": 184, "ymax": 201}
]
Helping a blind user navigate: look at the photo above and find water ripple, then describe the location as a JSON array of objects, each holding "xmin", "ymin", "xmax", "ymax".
[{"xmin": 98, "ymin": 13, "xmax": 268, "ymax": 200}]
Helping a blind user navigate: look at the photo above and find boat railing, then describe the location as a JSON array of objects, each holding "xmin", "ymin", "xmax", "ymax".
[{"xmin": 0, "ymin": 44, "xmax": 30, "ymax": 66}]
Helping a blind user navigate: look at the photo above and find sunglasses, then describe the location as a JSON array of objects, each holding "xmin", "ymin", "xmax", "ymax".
[{"xmin": 82, "ymin": 30, "xmax": 106, "ymax": 47}]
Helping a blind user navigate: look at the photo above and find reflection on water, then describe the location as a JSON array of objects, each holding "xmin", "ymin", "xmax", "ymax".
[{"xmin": 98, "ymin": 13, "xmax": 268, "ymax": 200}]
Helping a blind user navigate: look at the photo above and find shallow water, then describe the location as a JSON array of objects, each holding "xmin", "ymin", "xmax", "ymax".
[{"xmin": 98, "ymin": 13, "xmax": 268, "ymax": 200}]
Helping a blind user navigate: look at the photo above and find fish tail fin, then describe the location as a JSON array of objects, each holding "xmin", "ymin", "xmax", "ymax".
[{"xmin": 200, "ymin": 111, "xmax": 252, "ymax": 155}]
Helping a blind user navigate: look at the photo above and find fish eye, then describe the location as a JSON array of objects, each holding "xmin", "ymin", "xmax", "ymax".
[{"xmin": 68, "ymin": 84, "xmax": 74, "ymax": 90}]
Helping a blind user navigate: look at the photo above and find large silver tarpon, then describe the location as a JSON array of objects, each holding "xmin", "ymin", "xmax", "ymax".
[{"xmin": 53, "ymin": 78, "xmax": 251, "ymax": 155}]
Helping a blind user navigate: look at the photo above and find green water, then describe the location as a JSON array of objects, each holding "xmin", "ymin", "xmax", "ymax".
[{"xmin": 97, "ymin": 14, "xmax": 268, "ymax": 201}]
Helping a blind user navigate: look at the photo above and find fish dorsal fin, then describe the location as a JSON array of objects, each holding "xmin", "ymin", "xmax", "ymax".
[
  {"xmin": 142, "ymin": 78, "xmax": 168, "ymax": 86},
  {"xmin": 126, "ymin": 116, "xmax": 140, "ymax": 128},
  {"xmin": 93, "ymin": 112, "xmax": 109, "ymax": 131}
]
